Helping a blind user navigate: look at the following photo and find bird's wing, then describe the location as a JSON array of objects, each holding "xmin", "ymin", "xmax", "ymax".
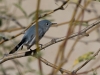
[
  {"xmin": 38, "ymin": 28, "xmax": 45, "ymax": 39},
  {"xmin": 23, "ymin": 25, "xmax": 36, "ymax": 45},
  {"xmin": 27, "ymin": 28, "xmax": 44, "ymax": 49}
]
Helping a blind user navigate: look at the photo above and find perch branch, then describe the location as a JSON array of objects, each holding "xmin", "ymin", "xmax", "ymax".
[{"xmin": 0, "ymin": 20, "xmax": 100, "ymax": 63}]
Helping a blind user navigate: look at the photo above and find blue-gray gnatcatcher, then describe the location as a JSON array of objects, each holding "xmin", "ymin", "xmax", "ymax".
[{"xmin": 9, "ymin": 20, "xmax": 56, "ymax": 54}]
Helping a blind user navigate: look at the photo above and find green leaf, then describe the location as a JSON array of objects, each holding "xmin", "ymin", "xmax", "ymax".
[
  {"xmin": 14, "ymin": 3, "xmax": 27, "ymax": 17},
  {"xmin": 73, "ymin": 52, "xmax": 94, "ymax": 67}
]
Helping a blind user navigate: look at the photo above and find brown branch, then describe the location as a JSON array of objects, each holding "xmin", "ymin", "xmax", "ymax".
[
  {"xmin": 0, "ymin": 27, "xmax": 25, "ymax": 32},
  {"xmin": 77, "ymin": 65, "xmax": 100, "ymax": 75},
  {"xmin": 0, "ymin": 50, "xmax": 71, "ymax": 74}
]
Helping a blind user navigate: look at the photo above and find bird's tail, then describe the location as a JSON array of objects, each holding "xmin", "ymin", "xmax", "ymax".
[{"xmin": 9, "ymin": 38, "xmax": 26, "ymax": 54}]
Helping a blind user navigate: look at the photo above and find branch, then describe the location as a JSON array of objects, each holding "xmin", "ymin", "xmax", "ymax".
[
  {"xmin": 0, "ymin": 27, "xmax": 25, "ymax": 32},
  {"xmin": 0, "ymin": 50, "xmax": 71, "ymax": 74},
  {"xmin": 0, "ymin": 34, "xmax": 8, "ymax": 41},
  {"xmin": 77, "ymin": 65, "xmax": 100, "ymax": 75},
  {"xmin": 53, "ymin": 17, "xmax": 100, "ymax": 27}
]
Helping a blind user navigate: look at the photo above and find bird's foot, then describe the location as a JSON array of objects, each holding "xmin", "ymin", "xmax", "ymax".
[
  {"xmin": 39, "ymin": 44, "xmax": 43, "ymax": 48},
  {"xmin": 39, "ymin": 44, "xmax": 45, "ymax": 50},
  {"xmin": 51, "ymin": 38, "xmax": 57, "ymax": 43}
]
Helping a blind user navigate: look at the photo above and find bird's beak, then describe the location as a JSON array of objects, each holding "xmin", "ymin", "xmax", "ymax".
[{"xmin": 51, "ymin": 23, "xmax": 57, "ymax": 25}]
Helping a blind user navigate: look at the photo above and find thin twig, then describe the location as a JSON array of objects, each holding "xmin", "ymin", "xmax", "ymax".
[
  {"xmin": 77, "ymin": 65, "xmax": 100, "ymax": 75},
  {"xmin": 53, "ymin": 16, "xmax": 100, "ymax": 27},
  {"xmin": 0, "ymin": 27, "xmax": 25, "ymax": 32}
]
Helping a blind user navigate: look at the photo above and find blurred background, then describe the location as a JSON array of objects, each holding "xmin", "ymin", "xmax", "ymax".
[{"xmin": 0, "ymin": 0, "xmax": 100, "ymax": 75}]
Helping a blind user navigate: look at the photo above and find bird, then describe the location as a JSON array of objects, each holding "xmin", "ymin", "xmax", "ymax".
[{"xmin": 9, "ymin": 20, "xmax": 57, "ymax": 54}]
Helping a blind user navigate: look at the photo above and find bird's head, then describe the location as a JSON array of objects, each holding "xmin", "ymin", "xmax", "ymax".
[{"xmin": 38, "ymin": 20, "xmax": 57, "ymax": 32}]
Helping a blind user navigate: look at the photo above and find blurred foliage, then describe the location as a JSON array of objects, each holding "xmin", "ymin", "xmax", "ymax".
[{"xmin": 72, "ymin": 52, "xmax": 94, "ymax": 68}]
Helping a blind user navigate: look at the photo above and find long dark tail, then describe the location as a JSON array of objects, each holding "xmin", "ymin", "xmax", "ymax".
[{"xmin": 9, "ymin": 38, "xmax": 26, "ymax": 54}]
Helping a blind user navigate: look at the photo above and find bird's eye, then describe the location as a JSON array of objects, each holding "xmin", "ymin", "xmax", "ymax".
[{"xmin": 46, "ymin": 23, "xmax": 49, "ymax": 26}]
